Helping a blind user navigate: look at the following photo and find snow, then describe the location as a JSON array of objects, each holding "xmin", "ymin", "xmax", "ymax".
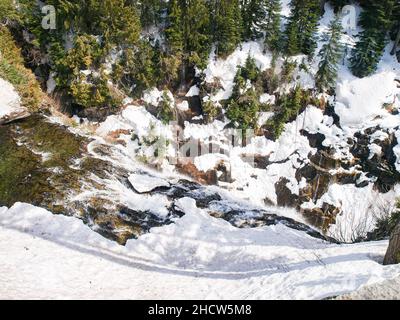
[
  {"xmin": 335, "ymin": 72, "xmax": 399, "ymax": 127},
  {"xmin": 128, "ymin": 173, "xmax": 170, "ymax": 193},
  {"xmin": 186, "ymin": 85, "xmax": 200, "ymax": 97},
  {"xmin": 0, "ymin": 78, "xmax": 23, "ymax": 119},
  {"xmin": 194, "ymin": 154, "xmax": 228, "ymax": 173},
  {"xmin": 177, "ymin": 101, "xmax": 189, "ymax": 112},
  {"xmin": 1, "ymin": 202, "xmax": 399, "ymax": 300},
  {"xmin": 321, "ymin": 184, "xmax": 400, "ymax": 242},
  {"xmin": 204, "ymin": 42, "xmax": 272, "ymax": 102}
]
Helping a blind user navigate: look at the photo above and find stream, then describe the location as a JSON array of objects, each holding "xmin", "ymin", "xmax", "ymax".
[{"xmin": 0, "ymin": 114, "xmax": 336, "ymax": 244}]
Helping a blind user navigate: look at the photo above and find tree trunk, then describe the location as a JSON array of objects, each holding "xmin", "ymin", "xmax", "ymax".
[
  {"xmin": 384, "ymin": 223, "xmax": 400, "ymax": 265},
  {"xmin": 391, "ymin": 27, "xmax": 400, "ymax": 56}
]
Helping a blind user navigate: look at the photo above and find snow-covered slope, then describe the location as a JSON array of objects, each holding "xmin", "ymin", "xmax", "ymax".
[{"xmin": 1, "ymin": 202, "xmax": 399, "ymax": 300}]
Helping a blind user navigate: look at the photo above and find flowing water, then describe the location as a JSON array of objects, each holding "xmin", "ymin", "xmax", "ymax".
[{"xmin": 0, "ymin": 114, "xmax": 335, "ymax": 244}]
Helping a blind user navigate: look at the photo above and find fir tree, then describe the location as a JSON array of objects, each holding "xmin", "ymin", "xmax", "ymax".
[
  {"xmin": 165, "ymin": 0, "xmax": 184, "ymax": 54},
  {"xmin": 241, "ymin": 0, "xmax": 266, "ymax": 40},
  {"xmin": 263, "ymin": 0, "xmax": 282, "ymax": 52},
  {"xmin": 350, "ymin": 0, "xmax": 396, "ymax": 77},
  {"xmin": 390, "ymin": 0, "xmax": 400, "ymax": 55},
  {"xmin": 181, "ymin": 0, "xmax": 212, "ymax": 68},
  {"xmin": 284, "ymin": 0, "xmax": 321, "ymax": 56},
  {"xmin": 211, "ymin": 0, "xmax": 242, "ymax": 57},
  {"xmin": 316, "ymin": 15, "xmax": 344, "ymax": 93}
]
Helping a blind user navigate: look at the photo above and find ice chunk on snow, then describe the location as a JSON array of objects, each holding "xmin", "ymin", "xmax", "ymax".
[
  {"xmin": 186, "ymin": 86, "xmax": 200, "ymax": 97},
  {"xmin": 128, "ymin": 173, "xmax": 170, "ymax": 193}
]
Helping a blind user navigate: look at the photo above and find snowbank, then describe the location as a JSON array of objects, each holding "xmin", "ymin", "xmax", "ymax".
[
  {"xmin": 1, "ymin": 202, "xmax": 399, "ymax": 299},
  {"xmin": 335, "ymin": 72, "xmax": 399, "ymax": 127},
  {"xmin": 204, "ymin": 42, "xmax": 272, "ymax": 102}
]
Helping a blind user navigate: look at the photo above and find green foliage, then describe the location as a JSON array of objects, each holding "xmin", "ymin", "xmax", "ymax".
[
  {"xmin": 281, "ymin": 59, "xmax": 297, "ymax": 84},
  {"xmin": 241, "ymin": 56, "xmax": 260, "ymax": 82},
  {"xmin": 350, "ymin": 0, "xmax": 396, "ymax": 78},
  {"xmin": 226, "ymin": 57, "xmax": 261, "ymax": 129},
  {"xmin": 0, "ymin": 27, "xmax": 42, "ymax": 110},
  {"xmin": 212, "ymin": 0, "xmax": 242, "ymax": 57},
  {"xmin": 284, "ymin": 0, "xmax": 321, "ymax": 56},
  {"xmin": 226, "ymin": 88, "xmax": 260, "ymax": 129},
  {"xmin": 267, "ymin": 86, "xmax": 305, "ymax": 138},
  {"xmin": 316, "ymin": 15, "xmax": 344, "ymax": 93},
  {"xmin": 263, "ymin": 0, "xmax": 282, "ymax": 52},
  {"xmin": 157, "ymin": 91, "xmax": 175, "ymax": 124},
  {"xmin": 0, "ymin": 0, "xmax": 19, "ymax": 24},
  {"xmin": 202, "ymin": 99, "xmax": 221, "ymax": 123},
  {"xmin": 18, "ymin": 0, "xmax": 140, "ymax": 109}
]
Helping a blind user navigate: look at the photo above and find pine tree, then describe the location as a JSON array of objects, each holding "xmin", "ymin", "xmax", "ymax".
[
  {"xmin": 284, "ymin": 0, "xmax": 321, "ymax": 56},
  {"xmin": 390, "ymin": 0, "xmax": 400, "ymax": 55},
  {"xmin": 350, "ymin": 0, "xmax": 396, "ymax": 77},
  {"xmin": 181, "ymin": 0, "xmax": 212, "ymax": 68},
  {"xmin": 165, "ymin": 0, "xmax": 184, "ymax": 54},
  {"xmin": 211, "ymin": 0, "xmax": 242, "ymax": 57},
  {"xmin": 241, "ymin": 0, "xmax": 266, "ymax": 40},
  {"xmin": 316, "ymin": 15, "xmax": 344, "ymax": 93},
  {"xmin": 263, "ymin": 0, "xmax": 282, "ymax": 52},
  {"xmin": 138, "ymin": 0, "xmax": 163, "ymax": 28}
]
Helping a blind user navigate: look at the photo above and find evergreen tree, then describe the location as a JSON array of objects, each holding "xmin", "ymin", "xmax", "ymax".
[
  {"xmin": 284, "ymin": 0, "xmax": 321, "ymax": 56},
  {"xmin": 241, "ymin": 0, "xmax": 266, "ymax": 40},
  {"xmin": 316, "ymin": 15, "xmax": 344, "ymax": 93},
  {"xmin": 211, "ymin": 0, "xmax": 242, "ymax": 57},
  {"xmin": 350, "ymin": 0, "xmax": 396, "ymax": 77},
  {"xmin": 182, "ymin": 0, "xmax": 212, "ymax": 68},
  {"xmin": 165, "ymin": 0, "xmax": 184, "ymax": 54},
  {"xmin": 390, "ymin": 0, "xmax": 400, "ymax": 55},
  {"xmin": 137, "ymin": 0, "xmax": 163, "ymax": 28},
  {"xmin": 263, "ymin": 0, "xmax": 282, "ymax": 52}
]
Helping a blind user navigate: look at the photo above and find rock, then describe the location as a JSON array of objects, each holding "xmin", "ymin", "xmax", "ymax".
[
  {"xmin": 176, "ymin": 161, "xmax": 218, "ymax": 185},
  {"xmin": 275, "ymin": 178, "xmax": 299, "ymax": 208},
  {"xmin": 128, "ymin": 173, "xmax": 170, "ymax": 194},
  {"xmin": 301, "ymin": 203, "xmax": 342, "ymax": 232},
  {"xmin": 207, "ymin": 204, "xmax": 338, "ymax": 243},
  {"xmin": 0, "ymin": 78, "xmax": 30, "ymax": 124},
  {"xmin": 0, "ymin": 108, "xmax": 30, "ymax": 125}
]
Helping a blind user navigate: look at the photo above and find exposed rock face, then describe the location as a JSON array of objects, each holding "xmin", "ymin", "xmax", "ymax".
[{"xmin": 270, "ymin": 123, "xmax": 400, "ymax": 232}]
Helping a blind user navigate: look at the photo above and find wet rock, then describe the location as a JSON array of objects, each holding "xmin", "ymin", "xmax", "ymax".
[
  {"xmin": 301, "ymin": 130, "xmax": 327, "ymax": 150},
  {"xmin": 0, "ymin": 108, "xmax": 31, "ymax": 125},
  {"xmin": 301, "ymin": 203, "xmax": 342, "ymax": 232},
  {"xmin": 275, "ymin": 178, "xmax": 299, "ymax": 208},
  {"xmin": 176, "ymin": 161, "xmax": 218, "ymax": 185},
  {"xmin": 73, "ymin": 105, "xmax": 117, "ymax": 122},
  {"xmin": 207, "ymin": 203, "xmax": 338, "ymax": 243}
]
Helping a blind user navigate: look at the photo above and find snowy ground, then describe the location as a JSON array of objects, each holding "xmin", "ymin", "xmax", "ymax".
[
  {"xmin": 0, "ymin": 78, "xmax": 28, "ymax": 123},
  {"xmin": 1, "ymin": 202, "xmax": 399, "ymax": 300}
]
